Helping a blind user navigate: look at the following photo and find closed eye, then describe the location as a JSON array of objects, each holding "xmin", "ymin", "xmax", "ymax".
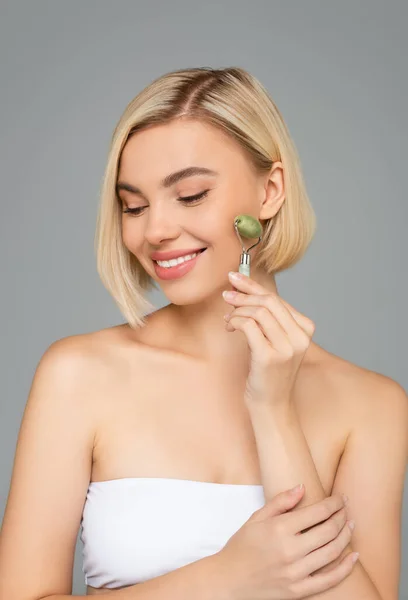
[{"xmin": 122, "ymin": 190, "xmax": 210, "ymax": 216}]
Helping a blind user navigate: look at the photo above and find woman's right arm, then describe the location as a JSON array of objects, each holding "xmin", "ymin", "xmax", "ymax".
[{"xmin": 0, "ymin": 337, "xmax": 232, "ymax": 600}]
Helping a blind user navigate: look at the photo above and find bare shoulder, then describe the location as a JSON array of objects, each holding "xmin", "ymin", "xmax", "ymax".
[
  {"xmin": 26, "ymin": 325, "xmax": 141, "ymax": 427},
  {"xmin": 309, "ymin": 342, "xmax": 408, "ymax": 424},
  {"xmin": 41, "ymin": 322, "xmax": 144, "ymax": 375},
  {"xmin": 22, "ymin": 327, "xmax": 129, "ymax": 440},
  {"xmin": 42, "ymin": 321, "xmax": 156, "ymax": 397}
]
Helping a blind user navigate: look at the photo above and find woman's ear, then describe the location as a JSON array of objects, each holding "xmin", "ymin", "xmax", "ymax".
[{"xmin": 258, "ymin": 161, "xmax": 285, "ymax": 221}]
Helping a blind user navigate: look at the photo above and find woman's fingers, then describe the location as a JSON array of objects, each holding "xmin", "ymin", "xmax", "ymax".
[
  {"xmin": 290, "ymin": 549, "xmax": 358, "ymax": 598},
  {"xmin": 294, "ymin": 515, "xmax": 352, "ymax": 575},
  {"xmin": 284, "ymin": 494, "xmax": 346, "ymax": 535},
  {"xmin": 298, "ymin": 506, "xmax": 348, "ymax": 556}
]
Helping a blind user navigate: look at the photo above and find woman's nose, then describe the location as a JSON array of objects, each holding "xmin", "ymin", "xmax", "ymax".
[{"xmin": 143, "ymin": 207, "xmax": 181, "ymax": 247}]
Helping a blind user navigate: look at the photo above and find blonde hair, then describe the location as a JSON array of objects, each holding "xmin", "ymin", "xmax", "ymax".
[{"xmin": 95, "ymin": 67, "xmax": 316, "ymax": 329}]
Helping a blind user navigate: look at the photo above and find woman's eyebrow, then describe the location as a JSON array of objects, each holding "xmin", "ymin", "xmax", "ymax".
[{"xmin": 116, "ymin": 166, "xmax": 219, "ymax": 196}]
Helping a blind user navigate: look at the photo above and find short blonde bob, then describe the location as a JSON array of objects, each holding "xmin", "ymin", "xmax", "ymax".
[{"xmin": 94, "ymin": 66, "xmax": 316, "ymax": 329}]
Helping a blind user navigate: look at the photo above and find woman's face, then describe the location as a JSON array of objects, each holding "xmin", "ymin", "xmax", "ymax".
[{"xmin": 116, "ymin": 118, "xmax": 279, "ymax": 304}]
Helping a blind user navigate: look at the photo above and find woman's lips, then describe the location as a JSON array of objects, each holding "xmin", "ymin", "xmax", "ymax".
[
  {"xmin": 151, "ymin": 247, "xmax": 207, "ymax": 262},
  {"xmin": 153, "ymin": 248, "xmax": 207, "ymax": 280}
]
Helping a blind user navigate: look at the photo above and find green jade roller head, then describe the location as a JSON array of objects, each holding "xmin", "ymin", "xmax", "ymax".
[{"xmin": 233, "ymin": 214, "xmax": 262, "ymax": 277}]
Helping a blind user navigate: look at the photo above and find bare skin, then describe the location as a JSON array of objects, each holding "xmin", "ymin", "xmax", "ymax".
[
  {"xmin": 85, "ymin": 111, "xmax": 382, "ymax": 592},
  {"xmin": 85, "ymin": 308, "xmax": 359, "ymax": 595},
  {"xmin": 1, "ymin": 119, "xmax": 404, "ymax": 600}
]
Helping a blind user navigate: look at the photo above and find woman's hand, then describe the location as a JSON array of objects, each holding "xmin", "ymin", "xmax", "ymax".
[
  {"xmin": 215, "ymin": 484, "xmax": 358, "ymax": 600},
  {"xmin": 222, "ymin": 271, "xmax": 315, "ymax": 406}
]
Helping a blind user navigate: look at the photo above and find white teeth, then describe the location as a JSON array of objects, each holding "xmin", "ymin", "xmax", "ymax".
[{"xmin": 156, "ymin": 252, "xmax": 200, "ymax": 268}]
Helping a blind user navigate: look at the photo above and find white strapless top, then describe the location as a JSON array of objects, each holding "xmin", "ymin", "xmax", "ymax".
[{"xmin": 79, "ymin": 477, "xmax": 266, "ymax": 590}]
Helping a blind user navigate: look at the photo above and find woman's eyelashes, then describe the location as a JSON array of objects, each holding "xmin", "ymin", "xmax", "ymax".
[{"xmin": 122, "ymin": 189, "xmax": 210, "ymax": 216}]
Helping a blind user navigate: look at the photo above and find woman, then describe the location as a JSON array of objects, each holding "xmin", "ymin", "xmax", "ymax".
[{"xmin": 1, "ymin": 66, "xmax": 407, "ymax": 600}]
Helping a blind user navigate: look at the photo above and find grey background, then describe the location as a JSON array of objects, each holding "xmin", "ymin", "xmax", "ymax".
[{"xmin": 0, "ymin": 0, "xmax": 407, "ymax": 597}]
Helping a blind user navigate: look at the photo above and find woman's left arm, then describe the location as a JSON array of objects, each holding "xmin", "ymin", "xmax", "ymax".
[
  {"xmin": 223, "ymin": 271, "xmax": 408, "ymax": 600},
  {"xmin": 246, "ymin": 376, "xmax": 408, "ymax": 600}
]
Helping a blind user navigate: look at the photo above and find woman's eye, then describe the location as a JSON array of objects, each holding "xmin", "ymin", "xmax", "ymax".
[
  {"xmin": 179, "ymin": 189, "xmax": 209, "ymax": 204},
  {"xmin": 122, "ymin": 189, "xmax": 209, "ymax": 216}
]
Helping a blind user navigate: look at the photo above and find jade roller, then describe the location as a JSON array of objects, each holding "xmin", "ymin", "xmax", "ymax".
[{"xmin": 233, "ymin": 214, "xmax": 262, "ymax": 277}]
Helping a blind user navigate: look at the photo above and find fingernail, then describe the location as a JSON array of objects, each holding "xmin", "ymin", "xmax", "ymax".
[
  {"xmin": 223, "ymin": 290, "xmax": 236, "ymax": 300},
  {"xmin": 351, "ymin": 552, "xmax": 360, "ymax": 564},
  {"xmin": 342, "ymin": 493, "xmax": 349, "ymax": 505},
  {"xmin": 223, "ymin": 313, "xmax": 231, "ymax": 321},
  {"xmin": 347, "ymin": 520, "xmax": 355, "ymax": 531},
  {"xmin": 228, "ymin": 271, "xmax": 241, "ymax": 280}
]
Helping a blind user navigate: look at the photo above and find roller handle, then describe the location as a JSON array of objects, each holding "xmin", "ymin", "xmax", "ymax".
[{"xmin": 238, "ymin": 263, "xmax": 250, "ymax": 277}]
